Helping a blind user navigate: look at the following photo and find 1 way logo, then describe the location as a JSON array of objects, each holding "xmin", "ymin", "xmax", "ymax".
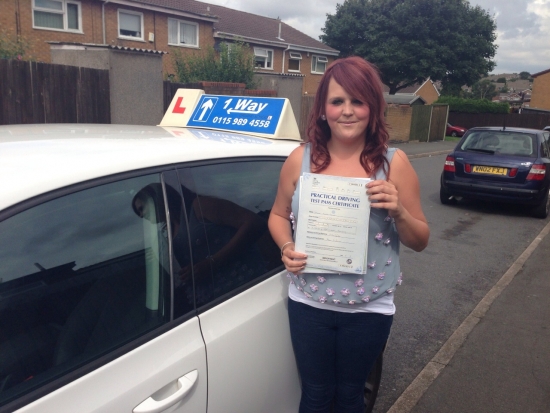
[
  {"xmin": 187, "ymin": 95, "xmax": 285, "ymax": 135},
  {"xmin": 224, "ymin": 99, "xmax": 268, "ymax": 115}
]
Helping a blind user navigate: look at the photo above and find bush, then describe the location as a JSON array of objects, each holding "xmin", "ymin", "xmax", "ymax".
[
  {"xmin": 0, "ymin": 30, "xmax": 32, "ymax": 60},
  {"xmin": 436, "ymin": 96, "xmax": 510, "ymax": 114},
  {"xmin": 172, "ymin": 41, "xmax": 257, "ymax": 89}
]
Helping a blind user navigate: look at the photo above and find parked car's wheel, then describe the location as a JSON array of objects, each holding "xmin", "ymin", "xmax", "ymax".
[
  {"xmin": 531, "ymin": 189, "xmax": 549, "ymax": 219},
  {"xmin": 364, "ymin": 351, "xmax": 383, "ymax": 413},
  {"xmin": 451, "ymin": 131, "xmax": 458, "ymax": 137},
  {"xmin": 440, "ymin": 186, "xmax": 458, "ymax": 205}
]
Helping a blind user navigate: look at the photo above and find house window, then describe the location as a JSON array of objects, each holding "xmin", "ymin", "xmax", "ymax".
[
  {"xmin": 118, "ymin": 9, "xmax": 143, "ymax": 40},
  {"xmin": 311, "ymin": 55, "xmax": 328, "ymax": 74},
  {"xmin": 33, "ymin": 0, "xmax": 81, "ymax": 32},
  {"xmin": 288, "ymin": 52, "xmax": 302, "ymax": 72},
  {"xmin": 254, "ymin": 47, "xmax": 273, "ymax": 70},
  {"xmin": 168, "ymin": 19, "xmax": 199, "ymax": 47}
]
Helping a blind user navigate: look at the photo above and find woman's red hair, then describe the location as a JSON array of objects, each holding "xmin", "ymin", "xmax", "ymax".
[{"xmin": 306, "ymin": 56, "xmax": 390, "ymax": 177}]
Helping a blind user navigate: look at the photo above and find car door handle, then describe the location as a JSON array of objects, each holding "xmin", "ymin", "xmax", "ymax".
[{"xmin": 133, "ymin": 370, "xmax": 198, "ymax": 413}]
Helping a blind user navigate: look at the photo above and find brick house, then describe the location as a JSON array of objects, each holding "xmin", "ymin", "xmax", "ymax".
[
  {"xmin": 530, "ymin": 68, "xmax": 550, "ymax": 111},
  {"xmin": 382, "ymin": 78, "xmax": 440, "ymax": 104},
  {"xmin": 2, "ymin": 0, "xmax": 338, "ymax": 95}
]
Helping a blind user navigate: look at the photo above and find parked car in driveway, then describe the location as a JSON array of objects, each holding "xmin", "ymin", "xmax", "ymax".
[
  {"xmin": 0, "ymin": 90, "xmax": 384, "ymax": 413},
  {"xmin": 440, "ymin": 126, "xmax": 550, "ymax": 218},
  {"xmin": 446, "ymin": 123, "xmax": 468, "ymax": 137}
]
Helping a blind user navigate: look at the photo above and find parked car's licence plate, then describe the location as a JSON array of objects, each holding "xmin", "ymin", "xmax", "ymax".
[{"xmin": 472, "ymin": 165, "xmax": 508, "ymax": 175}]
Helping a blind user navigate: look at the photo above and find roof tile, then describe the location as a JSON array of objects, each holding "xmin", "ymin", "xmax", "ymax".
[{"xmin": 132, "ymin": 0, "xmax": 337, "ymax": 53}]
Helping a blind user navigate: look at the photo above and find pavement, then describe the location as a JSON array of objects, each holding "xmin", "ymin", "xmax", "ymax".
[
  {"xmin": 384, "ymin": 139, "xmax": 550, "ymax": 413},
  {"xmin": 390, "ymin": 138, "xmax": 457, "ymax": 158}
]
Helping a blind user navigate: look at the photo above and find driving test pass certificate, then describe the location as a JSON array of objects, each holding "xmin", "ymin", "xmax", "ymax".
[{"xmin": 295, "ymin": 173, "xmax": 371, "ymax": 274}]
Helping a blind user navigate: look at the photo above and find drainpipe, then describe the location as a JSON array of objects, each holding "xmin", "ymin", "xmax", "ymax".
[{"xmin": 102, "ymin": 1, "xmax": 111, "ymax": 45}]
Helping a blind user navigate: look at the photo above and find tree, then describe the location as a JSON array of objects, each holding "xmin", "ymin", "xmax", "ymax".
[
  {"xmin": 321, "ymin": 0, "xmax": 497, "ymax": 94},
  {"xmin": 0, "ymin": 29, "xmax": 32, "ymax": 60},
  {"xmin": 519, "ymin": 71, "xmax": 530, "ymax": 80},
  {"xmin": 496, "ymin": 77, "xmax": 507, "ymax": 83},
  {"xmin": 440, "ymin": 82, "xmax": 463, "ymax": 97},
  {"xmin": 469, "ymin": 79, "xmax": 497, "ymax": 100},
  {"xmin": 172, "ymin": 41, "xmax": 257, "ymax": 89}
]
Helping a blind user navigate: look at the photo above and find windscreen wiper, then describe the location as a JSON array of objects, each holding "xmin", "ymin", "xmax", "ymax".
[{"xmin": 463, "ymin": 148, "xmax": 495, "ymax": 154}]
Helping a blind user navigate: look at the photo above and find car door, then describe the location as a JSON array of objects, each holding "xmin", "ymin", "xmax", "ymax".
[
  {"xmin": 175, "ymin": 159, "xmax": 301, "ymax": 413},
  {"xmin": 0, "ymin": 172, "xmax": 208, "ymax": 413}
]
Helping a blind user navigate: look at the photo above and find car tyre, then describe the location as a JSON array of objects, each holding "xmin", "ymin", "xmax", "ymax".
[
  {"xmin": 440, "ymin": 186, "xmax": 458, "ymax": 205},
  {"xmin": 451, "ymin": 131, "xmax": 458, "ymax": 137},
  {"xmin": 531, "ymin": 189, "xmax": 549, "ymax": 219},
  {"xmin": 364, "ymin": 351, "xmax": 383, "ymax": 413}
]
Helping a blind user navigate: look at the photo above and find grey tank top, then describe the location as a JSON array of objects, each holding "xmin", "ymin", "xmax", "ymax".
[{"xmin": 289, "ymin": 144, "xmax": 402, "ymax": 306}]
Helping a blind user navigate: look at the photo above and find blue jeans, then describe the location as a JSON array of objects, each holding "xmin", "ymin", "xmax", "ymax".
[{"xmin": 288, "ymin": 299, "xmax": 393, "ymax": 413}]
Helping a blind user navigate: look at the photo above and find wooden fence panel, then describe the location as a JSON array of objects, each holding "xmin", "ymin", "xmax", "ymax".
[
  {"xmin": 429, "ymin": 104, "xmax": 449, "ymax": 141},
  {"xmin": 16, "ymin": 61, "xmax": 34, "ymax": 124},
  {"xmin": 0, "ymin": 59, "xmax": 110, "ymax": 125},
  {"xmin": 410, "ymin": 106, "xmax": 432, "ymax": 142},
  {"xmin": 75, "ymin": 66, "xmax": 110, "ymax": 123},
  {"xmin": 77, "ymin": 67, "xmax": 91, "ymax": 123},
  {"xmin": 448, "ymin": 112, "xmax": 550, "ymax": 130},
  {"xmin": 300, "ymin": 95, "xmax": 315, "ymax": 140},
  {"xmin": 29, "ymin": 61, "xmax": 45, "ymax": 124}
]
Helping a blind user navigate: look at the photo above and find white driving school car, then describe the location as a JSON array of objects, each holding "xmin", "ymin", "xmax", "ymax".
[
  {"xmin": 0, "ymin": 90, "xmax": 383, "ymax": 413},
  {"xmin": 0, "ymin": 90, "xmax": 303, "ymax": 413}
]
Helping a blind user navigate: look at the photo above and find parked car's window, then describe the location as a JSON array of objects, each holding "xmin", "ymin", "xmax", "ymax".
[
  {"xmin": 542, "ymin": 132, "xmax": 550, "ymax": 158},
  {"xmin": 0, "ymin": 174, "xmax": 178, "ymax": 407},
  {"xmin": 460, "ymin": 131, "xmax": 536, "ymax": 157},
  {"xmin": 176, "ymin": 160, "xmax": 283, "ymax": 307}
]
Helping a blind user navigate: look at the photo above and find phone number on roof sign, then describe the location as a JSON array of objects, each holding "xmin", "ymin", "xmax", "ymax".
[{"xmin": 212, "ymin": 117, "xmax": 271, "ymax": 128}]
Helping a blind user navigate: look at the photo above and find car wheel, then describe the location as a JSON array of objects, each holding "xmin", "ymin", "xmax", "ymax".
[
  {"xmin": 531, "ymin": 189, "xmax": 549, "ymax": 219},
  {"xmin": 440, "ymin": 186, "xmax": 458, "ymax": 205},
  {"xmin": 364, "ymin": 351, "xmax": 383, "ymax": 413},
  {"xmin": 451, "ymin": 131, "xmax": 458, "ymax": 137}
]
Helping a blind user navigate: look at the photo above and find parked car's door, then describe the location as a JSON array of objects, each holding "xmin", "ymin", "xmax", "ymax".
[
  {"xmin": 1, "ymin": 157, "xmax": 300, "ymax": 413},
  {"xmin": 175, "ymin": 159, "xmax": 301, "ymax": 412},
  {"xmin": 1, "ymin": 173, "xmax": 208, "ymax": 413}
]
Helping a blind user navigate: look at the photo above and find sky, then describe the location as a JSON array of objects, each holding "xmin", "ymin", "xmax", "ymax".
[{"xmin": 204, "ymin": 0, "xmax": 550, "ymax": 76}]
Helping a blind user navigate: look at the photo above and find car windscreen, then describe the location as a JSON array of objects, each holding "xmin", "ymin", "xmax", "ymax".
[{"xmin": 459, "ymin": 131, "xmax": 537, "ymax": 157}]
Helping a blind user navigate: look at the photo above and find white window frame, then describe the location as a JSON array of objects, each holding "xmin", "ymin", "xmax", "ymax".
[
  {"xmin": 168, "ymin": 18, "xmax": 199, "ymax": 48},
  {"xmin": 254, "ymin": 47, "xmax": 274, "ymax": 70},
  {"xmin": 118, "ymin": 9, "xmax": 144, "ymax": 41},
  {"xmin": 288, "ymin": 51, "xmax": 302, "ymax": 72},
  {"xmin": 32, "ymin": 0, "xmax": 83, "ymax": 33},
  {"xmin": 311, "ymin": 55, "xmax": 328, "ymax": 74}
]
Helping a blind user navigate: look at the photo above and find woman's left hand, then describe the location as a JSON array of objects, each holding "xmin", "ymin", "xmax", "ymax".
[{"xmin": 366, "ymin": 179, "xmax": 403, "ymax": 218}]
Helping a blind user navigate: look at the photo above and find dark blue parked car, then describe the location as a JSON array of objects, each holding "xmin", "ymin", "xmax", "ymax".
[{"xmin": 440, "ymin": 126, "xmax": 550, "ymax": 218}]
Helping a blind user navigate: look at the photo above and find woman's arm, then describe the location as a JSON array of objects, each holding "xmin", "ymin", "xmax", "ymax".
[
  {"xmin": 367, "ymin": 149, "xmax": 430, "ymax": 251},
  {"xmin": 268, "ymin": 146, "xmax": 308, "ymax": 273},
  {"xmin": 195, "ymin": 196, "xmax": 266, "ymax": 264}
]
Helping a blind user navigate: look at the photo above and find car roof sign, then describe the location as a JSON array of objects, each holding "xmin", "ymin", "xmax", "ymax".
[{"xmin": 160, "ymin": 89, "xmax": 301, "ymax": 141}]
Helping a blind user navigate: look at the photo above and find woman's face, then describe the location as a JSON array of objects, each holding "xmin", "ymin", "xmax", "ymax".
[{"xmin": 325, "ymin": 78, "xmax": 370, "ymax": 143}]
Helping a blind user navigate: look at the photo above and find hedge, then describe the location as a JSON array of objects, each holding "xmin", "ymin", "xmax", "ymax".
[{"xmin": 436, "ymin": 96, "xmax": 510, "ymax": 114}]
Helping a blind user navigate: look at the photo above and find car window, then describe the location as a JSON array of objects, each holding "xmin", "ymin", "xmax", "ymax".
[
  {"xmin": 542, "ymin": 132, "xmax": 550, "ymax": 158},
  {"xmin": 176, "ymin": 160, "xmax": 284, "ymax": 308},
  {"xmin": 460, "ymin": 131, "xmax": 536, "ymax": 157},
  {"xmin": 0, "ymin": 174, "xmax": 183, "ymax": 408}
]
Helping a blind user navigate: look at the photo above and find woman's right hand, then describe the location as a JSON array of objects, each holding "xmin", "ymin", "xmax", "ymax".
[{"xmin": 282, "ymin": 244, "xmax": 307, "ymax": 274}]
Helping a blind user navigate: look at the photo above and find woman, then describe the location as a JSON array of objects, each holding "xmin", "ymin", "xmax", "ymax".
[{"xmin": 268, "ymin": 56, "xmax": 429, "ymax": 413}]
